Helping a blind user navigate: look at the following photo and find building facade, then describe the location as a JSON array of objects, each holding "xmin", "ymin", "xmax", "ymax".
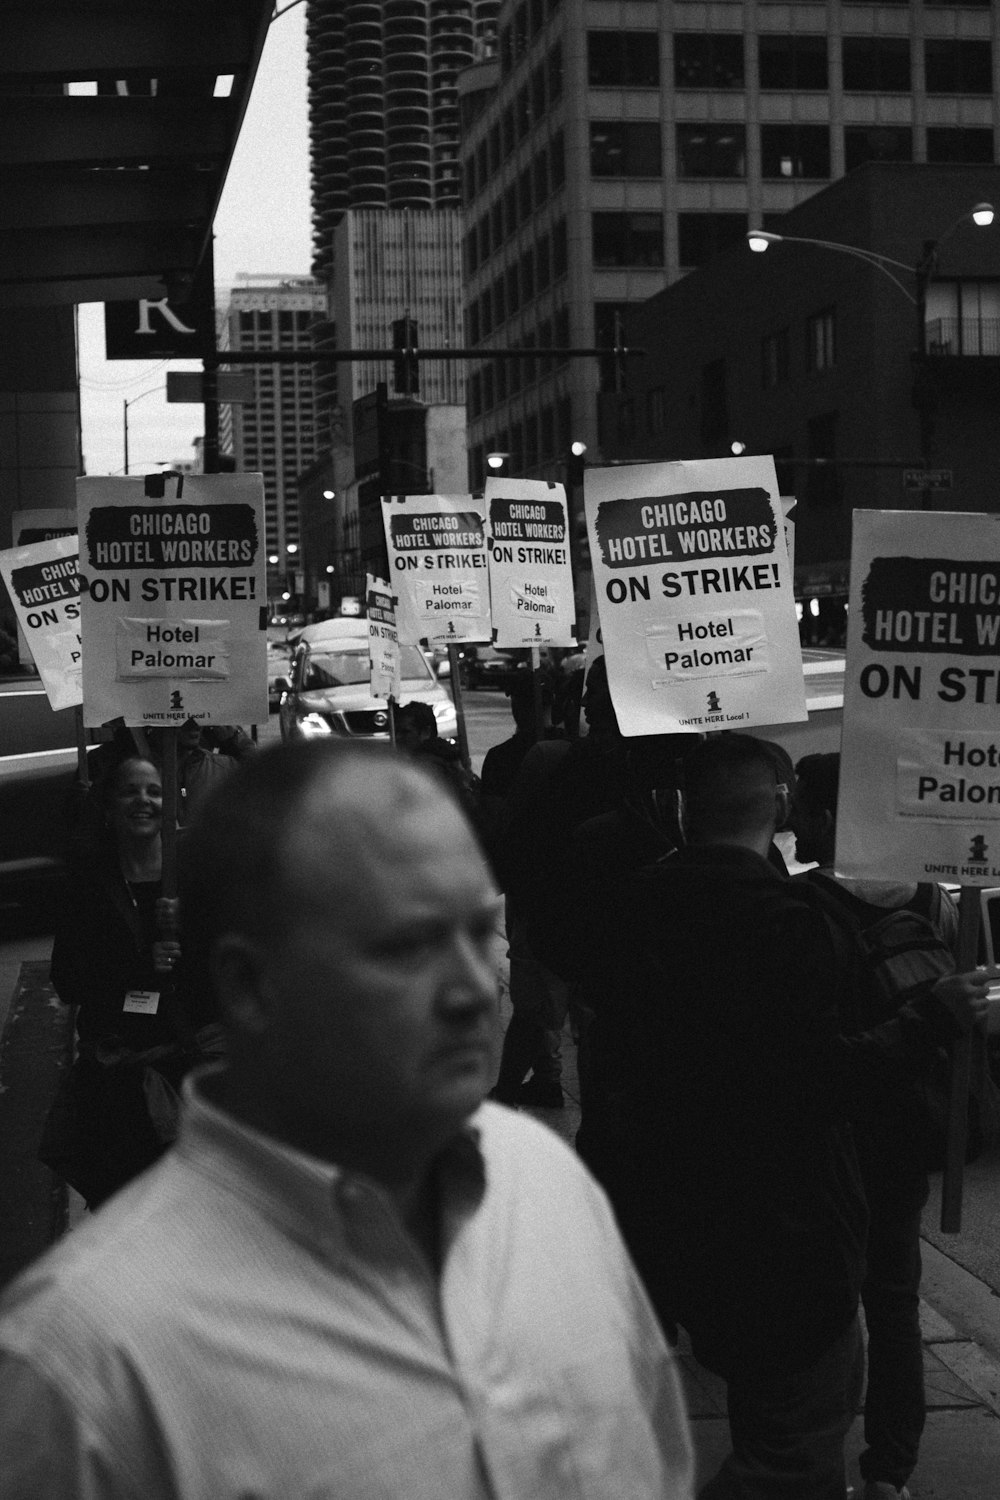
[
  {"xmin": 306, "ymin": 0, "xmax": 501, "ymax": 279},
  {"xmin": 223, "ymin": 275, "xmax": 328, "ymax": 600},
  {"xmin": 459, "ymin": 0, "xmax": 999, "ymax": 490},
  {"xmin": 601, "ymin": 162, "xmax": 1000, "ymax": 613}
]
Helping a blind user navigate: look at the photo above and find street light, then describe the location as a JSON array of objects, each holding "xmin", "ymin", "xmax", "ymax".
[
  {"xmin": 745, "ymin": 203, "xmax": 996, "ymax": 495},
  {"xmin": 122, "ymin": 385, "xmax": 166, "ymax": 474},
  {"xmin": 486, "ymin": 451, "xmax": 509, "ymax": 470}
]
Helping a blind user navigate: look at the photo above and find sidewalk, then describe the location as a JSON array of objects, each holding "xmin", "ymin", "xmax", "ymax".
[{"xmin": 500, "ymin": 967, "xmax": 1000, "ymax": 1499}]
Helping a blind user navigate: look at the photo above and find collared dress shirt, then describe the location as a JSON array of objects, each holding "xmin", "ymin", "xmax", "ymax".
[{"xmin": 0, "ymin": 1074, "xmax": 693, "ymax": 1499}]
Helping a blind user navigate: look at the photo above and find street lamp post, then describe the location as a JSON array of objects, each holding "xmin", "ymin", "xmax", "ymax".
[
  {"xmin": 746, "ymin": 204, "xmax": 995, "ymax": 506},
  {"xmin": 122, "ymin": 385, "xmax": 167, "ymax": 474}
]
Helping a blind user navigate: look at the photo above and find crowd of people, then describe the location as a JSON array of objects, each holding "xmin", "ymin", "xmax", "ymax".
[{"xmin": 0, "ymin": 672, "xmax": 996, "ymax": 1499}]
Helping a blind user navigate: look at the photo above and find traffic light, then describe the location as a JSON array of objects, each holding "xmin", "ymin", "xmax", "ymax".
[{"xmin": 392, "ymin": 317, "xmax": 419, "ymax": 396}]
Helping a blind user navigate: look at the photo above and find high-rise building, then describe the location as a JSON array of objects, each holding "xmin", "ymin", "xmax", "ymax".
[
  {"xmin": 460, "ymin": 1, "xmax": 1000, "ymax": 489},
  {"xmin": 306, "ymin": 0, "xmax": 500, "ymax": 280},
  {"xmin": 223, "ymin": 275, "xmax": 328, "ymax": 598}
]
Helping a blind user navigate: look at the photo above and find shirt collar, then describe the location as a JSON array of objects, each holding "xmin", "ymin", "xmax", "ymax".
[{"xmin": 176, "ymin": 1066, "xmax": 486, "ymax": 1262}]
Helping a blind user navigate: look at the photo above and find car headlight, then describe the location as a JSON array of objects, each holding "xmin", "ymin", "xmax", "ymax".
[
  {"xmin": 298, "ymin": 712, "xmax": 333, "ymax": 738},
  {"xmin": 433, "ymin": 702, "xmax": 455, "ymax": 725}
]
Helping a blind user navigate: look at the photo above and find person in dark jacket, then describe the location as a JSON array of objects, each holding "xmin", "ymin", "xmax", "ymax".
[
  {"xmin": 792, "ymin": 751, "xmax": 962, "ymax": 1500},
  {"xmin": 587, "ymin": 734, "xmax": 989, "ymax": 1500},
  {"xmin": 47, "ymin": 754, "xmax": 220, "ymax": 1208}
]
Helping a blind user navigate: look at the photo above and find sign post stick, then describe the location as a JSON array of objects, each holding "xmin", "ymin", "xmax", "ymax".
[
  {"xmin": 448, "ymin": 644, "xmax": 471, "ymax": 771},
  {"xmin": 530, "ymin": 646, "xmax": 543, "ymax": 745},
  {"xmin": 940, "ymin": 884, "xmax": 979, "ymax": 1232},
  {"xmin": 388, "ymin": 695, "xmax": 397, "ymax": 750},
  {"xmin": 160, "ymin": 727, "xmax": 179, "ymax": 901},
  {"xmin": 73, "ymin": 706, "xmax": 90, "ymax": 789}
]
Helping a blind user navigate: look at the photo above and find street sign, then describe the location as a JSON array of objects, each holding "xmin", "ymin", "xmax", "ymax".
[
  {"xmin": 902, "ymin": 468, "xmax": 953, "ymax": 491},
  {"xmin": 166, "ymin": 372, "xmax": 255, "ymax": 404}
]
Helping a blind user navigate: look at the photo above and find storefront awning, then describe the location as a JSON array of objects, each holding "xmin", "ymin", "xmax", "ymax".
[{"xmin": 0, "ymin": 1, "xmax": 273, "ymax": 307}]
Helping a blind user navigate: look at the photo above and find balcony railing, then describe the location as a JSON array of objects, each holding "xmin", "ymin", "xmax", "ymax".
[{"xmin": 925, "ymin": 318, "xmax": 1000, "ymax": 357}]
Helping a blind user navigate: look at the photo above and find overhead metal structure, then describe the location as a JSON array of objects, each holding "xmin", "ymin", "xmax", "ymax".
[{"xmin": 0, "ymin": 0, "xmax": 274, "ymax": 307}]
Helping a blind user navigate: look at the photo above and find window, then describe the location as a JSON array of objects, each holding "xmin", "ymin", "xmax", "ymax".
[
  {"xmin": 761, "ymin": 125, "xmax": 829, "ymax": 179},
  {"xmin": 520, "ymin": 247, "xmax": 535, "ymax": 302},
  {"xmin": 465, "ymin": 230, "xmax": 478, "ymax": 276},
  {"xmin": 550, "ymin": 130, "xmax": 565, "ymax": 187},
  {"xmin": 700, "ymin": 359, "xmax": 729, "ymax": 451},
  {"xmin": 926, "ymin": 128, "xmax": 994, "ymax": 165},
  {"xmin": 531, "ymin": 63, "xmax": 546, "ymax": 120},
  {"xmin": 547, "ymin": 41, "xmax": 563, "ymax": 100},
  {"xmin": 516, "ymin": 85, "xmax": 531, "ymax": 139},
  {"xmin": 536, "ymin": 232, "xmax": 551, "ymax": 290},
  {"xmin": 506, "ymin": 263, "xmax": 520, "ymax": 315},
  {"xmin": 758, "ymin": 35, "xmax": 828, "ymax": 90},
  {"xmin": 647, "ymin": 386, "xmax": 666, "ymax": 435},
  {"xmin": 761, "ymin": 328, "xmax": 790, "ymax": 388},
  {"xmin": 533, "ymin": 149, "xmax": 549, "ymax": 201},
  {"xmin": 925, "ymin": 40, "xmax": 992, "ymax": 95},
  {"xmin": 806, "ymin": 413, "xmax": 840, "ymax": 507},
  {"xmin": 677, "ymin": 124, "xmax": 746, "ymax": 178},
  {"xmin": 478, "ymin": 215, "xmax": 490, "ymax": 264},
  {"xmin": 592, "ymin": 212, "xmax": 664, "ymax": 267},
  {"xmin": 588, "ymin": 32, "xmax": 659, "ymax": 88},
  {"xmin": 925, "ymin": 280, "xmax": 1000, "ymax": 357},
  {"xmin": 673, "ymin": 34, "xmax": 744, "ymax": 89},
  {"xmin": 678, "ymin": 213, "xmax": 748, "ymax": 268},
  {"xmin": 595, "ymin": 302, "xmax": 630, "ymax": 392},
  {"xmin": 806, "ymin": 308, "xmax": 836, "ymax": 373},
  {"xmin": 492, "ymin": 276, "xmax": 506, "ymax": 327},
  {"xmin": 844, "ymin": 126, "xmax": 912, "ymax": 172},
  {"xmin": 842, "ymin": 38, "xmax": 911, "ymax": 92},
  {"xmin": 552, "ymin": 219, "xmax": 568, "ymax": 276},
  {"xmin": 540, "ymin": 404, "xmax": 554, "ymax": 461},
  {"xmin": 519, "ymin": 167, "xmax": 533, "ymax": 218},
  {"xmin": 590, "ymin": 121, "xmax": 662, "ymax": 177}
]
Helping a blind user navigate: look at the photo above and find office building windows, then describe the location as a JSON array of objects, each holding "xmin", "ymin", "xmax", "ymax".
[
  {"xmin": 842, "ymin": 38, "xmax": 911, "ymax": 92},
  {"xmin": 806, "ymin": 412, "xmax": 840, "ymax": 506},
  {"xmin": 673, "ymin": 34, "xmax": 744, "ymax": 90},
  {"xmin": 761, "ymin": 125, "xmax": 830, "ymax": 179},
  {"xmin": 844, "ymin": 126, "xmax": 912, "ymax": 172},
  {"xmin": 587, "ymin": 32, "xmax": 659, "ymax": 88},
  {"xmin": 678, "ymin": 212, "xmax": 747, "ymax": 267},
  {"xmin": 759, "ymin": 35, "xmax": 828, "ymax": 90},
  {"xmin": 807, "ymin": 307, "xmax": 836, "ymax": 372},
  {"xmin": 592, "ymin": 212, "xmax": 665, "ymax": 267},
  {"xmin": 700, "ymin": 358, "xmax": 729, "ymax": 450},
  {"xmin": 925, "ymin": 40, "xmax": 992, "ymax": 95},
  {"xmin": 677, "ymin": 124, "xmax": 746, "ymax": 177},
  {"xmin": 926, "ymin": 127, "xmax": 994, "ymax": 164},
  {"xmin": 590, "ymin": 121, "xmax": 662, "ymax": 177}
]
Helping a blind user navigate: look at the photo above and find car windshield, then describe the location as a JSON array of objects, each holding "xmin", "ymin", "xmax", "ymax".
[{"xmin": 302, "ymin": 643, "xmax": 430, "ymax": 691}]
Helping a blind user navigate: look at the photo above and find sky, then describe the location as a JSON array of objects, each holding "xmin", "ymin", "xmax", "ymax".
[{"xmin": 77, "ymin": 5, "xmax": 313, "ymax": 479}]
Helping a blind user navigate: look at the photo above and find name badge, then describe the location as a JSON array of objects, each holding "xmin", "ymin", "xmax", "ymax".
[{"xmin": 123, "ymin": 990, "xmax": 160, "ymax": 1015}]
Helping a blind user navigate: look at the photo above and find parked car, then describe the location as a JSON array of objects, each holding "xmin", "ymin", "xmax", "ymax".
[{"xmin": 278, "ymin": 619, "xmax": 458, "ymax": 743}]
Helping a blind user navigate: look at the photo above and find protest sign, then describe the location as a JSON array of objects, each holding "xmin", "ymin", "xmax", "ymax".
[
  {"xmin": 77, "ymin": 473, "xmax": 267, "ymax": 729},
  {"xmin": 484, "ymin": 477, "xmax": 576, "ymax": 647},
  {"xmin": 838, "ymin": 510, "xmax": 1000, "ymax": 885},
  {"xmin": 0, "ymin": 534, "xmax": 82, "ymax": 710},
  {"xmin": 11, "ymin": 508, "xmax": 76, "ymax": 547},
  {"xmin": 366, "ymin": 574, "xmax": 401, "ymax": 702},
  {"xmin": 381, "ymin": 494, "xmax": 491, "ymax": 646},
  {"xmin": 583, "ymin": 455, "xmax": 806, "ymax": 736}
]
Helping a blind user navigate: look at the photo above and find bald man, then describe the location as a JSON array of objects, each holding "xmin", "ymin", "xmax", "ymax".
[{"xmin": 0, "ymin": 740, "xmax": 693, "ymax": 1500}]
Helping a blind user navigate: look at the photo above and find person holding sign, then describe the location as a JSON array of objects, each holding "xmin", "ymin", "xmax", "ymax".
[
  {"xmin": 42, "ymin": 754, "xmax": 220, "ymax": 1208},
  {"xmin": 0, "ymin": 741, "xmax": 694, "ymax": 1499},
  {"xmin": 590, "ymin": 735, "xmax": 989, "ymax": 1500},
  {"xmin": 792, "ymin": 752, "xmax": 995, "ymax": 1500}
]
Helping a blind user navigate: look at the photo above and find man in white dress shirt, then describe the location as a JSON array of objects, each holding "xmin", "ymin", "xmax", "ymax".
[{"xmin": 0, "ymin": 738, "xmax": 693, "ymax": 1500}]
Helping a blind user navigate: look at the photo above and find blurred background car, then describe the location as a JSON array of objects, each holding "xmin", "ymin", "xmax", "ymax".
[
  {"xmin": 266, "ymin": 639, "xmax": 294, "ymax": 714},
  {"xmin": 277, "ymin": 618, "xmax": 458, "ymax": 742},
  {"xmin": 465, "ymin": 644, "xmax": 527, "ymax": 690}
]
